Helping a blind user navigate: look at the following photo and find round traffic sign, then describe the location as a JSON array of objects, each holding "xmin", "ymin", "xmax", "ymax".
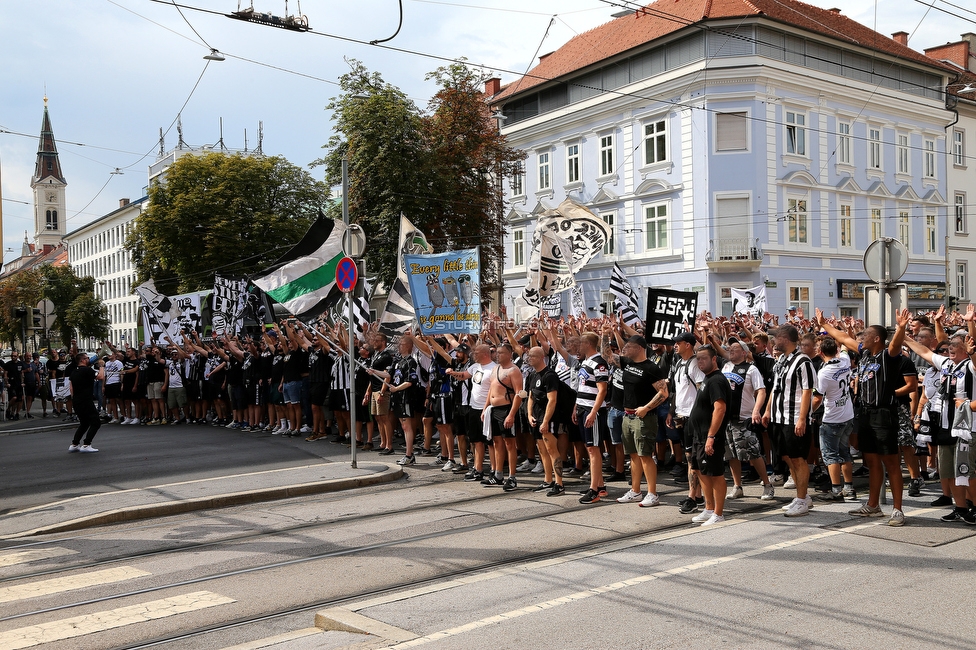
[
  {"xmin": 335, "ymin": 257, "xmax": 358, "ymax": 293},
  {"xmin": 863, "ymin": 238, "xmax": 909, "ymax": 284}
]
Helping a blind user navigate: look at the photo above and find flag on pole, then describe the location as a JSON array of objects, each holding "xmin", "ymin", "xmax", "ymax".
[
  {"xmin": 730, "ymin": 285, "xmax": 767, "ymax": 317},
  {"xmin": 252, "ymin": 217, "xmax": 347, "ymax": 319},
  {"xmin": 609, "ymin": 262, "xmax": 641, "ymax": 327},
  {"xmin": 397, "ymin": 214, "xmax": 432, "ymax": 284},
  {"xmin": 379, "ymin": 277, "xmax": 416, "ymax": 335},
  {"xmin": 571, "ymin": 285, "xmax": 586, "ymax": 318},
  {"xmin": 135, "ymin": 279, "xmax": 180, "ymax": 344}
]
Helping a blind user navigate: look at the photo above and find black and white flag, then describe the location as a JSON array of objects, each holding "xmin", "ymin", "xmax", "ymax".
[
  {"xmin": 645, "ymin": 288, "xmax": 698, "ymax": 345},
  {"xmin": 212, "ymin": 275, "xmax": 248, "ymax": 336},
  {"xmin": 135, "ymin": 279, "xmax": 181, "ymax": 344},
  {"xmin": 379, "ymin": 277, "xmax": 416, "ymax": 335},
  {"xmin": 609, "ymin": 263, "xmax": 641, "ymax": 327}
]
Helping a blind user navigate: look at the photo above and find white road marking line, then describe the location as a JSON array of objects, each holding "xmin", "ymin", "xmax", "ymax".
[
  {"xmin": 0, "ymin": 590, "xmax": 235, "ymax": 650},
  {"xmin": 378, "ymin": 521, "xmax": 885, "ymax": 649},
  {"xmin": 0, "ymin": 549, "xmax": 77, "ymax": 568},
  {"xmin": 0, "ymin": 566, "xmax": 150, "ymax": 604}
]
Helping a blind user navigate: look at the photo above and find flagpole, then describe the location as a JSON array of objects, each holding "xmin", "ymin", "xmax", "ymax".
[{"xmin": 343, "ymin": 157, "xmax": 358, "ymax": 469}]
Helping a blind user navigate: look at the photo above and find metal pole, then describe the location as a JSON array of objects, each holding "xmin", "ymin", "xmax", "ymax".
[{"xmin": 343, "ymin": 157, "xmax": 357, "ymax": 469}]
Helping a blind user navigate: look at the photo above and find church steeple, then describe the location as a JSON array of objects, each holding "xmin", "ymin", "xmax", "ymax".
[
  {"xmin": 31, "ymin": 97, "xmax": 67, "ymax": 251},
  {"xmin": 33, "ymin": 97, "xmax": 65, "ymax": 184}
]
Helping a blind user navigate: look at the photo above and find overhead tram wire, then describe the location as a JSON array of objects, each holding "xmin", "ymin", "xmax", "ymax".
[{"xmin": 149, "ymin": 0, "xmax": 976, "ymax": 164}]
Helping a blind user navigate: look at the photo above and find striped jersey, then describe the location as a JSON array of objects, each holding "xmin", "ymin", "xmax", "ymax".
[
  {"xmin": 576, "ymin": 354, "xmax": 609, "ymax": 410},
  {"xmin": 330, "ymin": 352, "xmax": 350, "ymax": 391},
  {"xmin": 768, "ymin": 349, "xmax": 816, "ymax": 426}
]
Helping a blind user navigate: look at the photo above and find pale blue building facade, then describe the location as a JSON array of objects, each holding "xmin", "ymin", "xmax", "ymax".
[{"xmin": 495, "ymin": 15, "xmax": 952, "ymax": 321}]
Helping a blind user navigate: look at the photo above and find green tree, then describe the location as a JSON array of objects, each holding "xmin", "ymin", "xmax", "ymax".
[
  {"xmin": 127, "ymin": 153, "xmax": 329, "ymax": 295},
  {"xmin": 40, "ymin": 265, "xmax": 97, "ymax": 347},
  {"xmin": 64, "ymin": 292, "xmax": 110, "ymax": 342},
  {"xmin": 0, "ymin": 269, "xmax": 43, "ymax": 349},
  {"xmin": 315, "ymin": 61, "xmax": 523, "ymax": 291},
  {"xmin": 315, "ymin": 61, "xmax": 430, "ymax": 290}
]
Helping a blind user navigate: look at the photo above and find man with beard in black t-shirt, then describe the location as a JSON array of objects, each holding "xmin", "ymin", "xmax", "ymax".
[
  {"xmin": 686, "ymin": 345, "xmax": 731, "ymax": 526},
  {"xmin": 68, "ymin": 354, "xmax": 104, "ymax": 453}
]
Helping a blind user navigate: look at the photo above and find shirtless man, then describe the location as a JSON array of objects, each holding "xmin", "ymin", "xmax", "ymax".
[{"xmin": 483, "ymin": 342, "xmax": 524, "ymax": 492}]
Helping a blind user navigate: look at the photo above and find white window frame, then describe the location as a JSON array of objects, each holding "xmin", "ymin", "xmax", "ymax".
[
  {"xmin": 958, "ymin": 261, "xmax": 968, "ymax": 300},
  {"xmin": 898, "ymin": 209, "xmax": 910, "ymax": 248},
  {"xmin": 511, "ymin": 228, "xmax": 525, "ymax": 269},
  {"xmin": 510, "ymin": 169, "xmax": 524, "ymax": 198},
  {"xmin": 538, "ymin": 152, "xmax": 551, "ymax": 191},
  {"xmin": 643, "ymin": 118, "xmax": 668, "ymax": 167},
  {"xmin": 869, "ymin": 127, "xmax": 883, "ymax": 170},
  {"xmin": 870, "ymin": 206, "xmax": 883, "ymax": 242},
  {"xmin": 644, "ymin": 201, "xmax": 670, "ymax": 252},
  {"xmin": 953, "ymin": 128, "xmax": 965, "ymax": 167},
  {"xmin": 787, "ymin": 283, "xmax": 812, "ymax": 315},
  {"xmin": 601, "ymin": 212, "xmax": 616, "ymax": 257},
  {"xmin": 839, "ymin": 203, "xmax": 853, "ymax": 248},
  {"xmin": 896, "ymin": 133, "xmax": 910, "ymax": 175},
  {"xmin": 924, "ymin": 139, "xmax": 936, "ymax": 178},
  {"xmin": 785, "ymin": 110, "xmax": 807, "ymax": 156},
  {"xmin": 715, "ymin": 111, "xmax": 749, "ymax": 153},
  {"xmin": 599, "ymin": 134, "xmax": 614, "ymax": 177},
  {"xmin": 566, "ymin": 142, "xmax": 581, "ymax": 185},
  {"xmin": 956, "ymin": 192, "xmax": 968, "ymax": 235},
  {"xmin": 926, "ymin": 214, "xmax": 937, "ymax": 253},
  {"xmin": 837, "ymin": 122, "xmax": 852, "ymax": 165},
  {"xmin": 787, "ymin": 197, "xmax": 808, "ymax": 244}
]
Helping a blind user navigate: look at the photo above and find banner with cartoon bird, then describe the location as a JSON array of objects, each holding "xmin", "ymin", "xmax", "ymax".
[{"xmin": 403, "ymin": 247, "xmax": 481, "ymax": 334}]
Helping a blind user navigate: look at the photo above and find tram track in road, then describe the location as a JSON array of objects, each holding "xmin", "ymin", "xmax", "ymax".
[
  {"xmin": 0, "ymin": 482, "xmax": 513, "ymax": 585},
  {"xmin": 0, "ymin": 490, "xmax": 782, "ymax": 627},
  {"xmin": 112, "ymin": 502, "xmax": 783, "ymax": 650}
]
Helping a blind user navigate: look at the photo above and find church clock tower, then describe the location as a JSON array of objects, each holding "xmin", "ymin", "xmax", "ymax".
[{"xmin": 31, "ymin": 97, "xmax": 66, "ymax": 251}]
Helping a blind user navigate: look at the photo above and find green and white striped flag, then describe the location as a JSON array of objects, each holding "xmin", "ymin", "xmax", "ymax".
[{"xmin": 253, "ymin": 218, "xmax": 347, "ymax": 318}]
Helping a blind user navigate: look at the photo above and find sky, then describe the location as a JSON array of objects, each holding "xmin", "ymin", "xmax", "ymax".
[{"xmin": 0, "ymin": 0, "xmax": 969, "ymax": 264}]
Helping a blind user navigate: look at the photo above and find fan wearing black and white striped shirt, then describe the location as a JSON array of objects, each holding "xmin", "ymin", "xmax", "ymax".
[{"xmin": 761, "ymin": 324, "xmax": 816, "ymax": 518}]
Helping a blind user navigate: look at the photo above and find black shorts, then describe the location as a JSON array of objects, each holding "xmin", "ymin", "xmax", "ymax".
[
  {"xmin": 207, "ymin": 380, "xmax": 227, "ymax": 402},
  {"xmin": 464, "ymin": 406, "xmax": 487, "ymax": 444},
  {"xmin": 105, "ymin": 383, "xmax": 121, "ymax": 399},
  {"xmin": 691, "ymin": 435, "xmax": 727, "ymax": 477},
  {"xmin": 392, "ymin": 393, "xmax": 423, "ymax": 419},
  {"xmin": 429, "ymin": 394, "xmax": 454, "ymax": 425},
  {"xmin": 25, "ymin": 382, "xmax": 38, "ymax": 398},
  {"xmin": 186, "ymin": 380, "xmax": 201, "ymax": 402},
  {"xmin": 770, "ymin": 422, "xmax": 813, "ymax": 460},
  {"xmin": 7, "ymin": 384, "xmax": 23, "ymax": 400},
  {"xmin": 490, "ymin": 403, "xmax": 516, "ymax": 439},
  {"xmin": 329, "ymin": 388, "xmax": 350, "ymax": 412},
  {"xmin": 248, "ymin": 381, "xmax": 266, "ymax": 406},
  {"xmin": 122, "ymin": 381, "xmax": 138, "ymax": 401},
  {"xmin": 229, "ymin": 384, "xmax": 246, "ymax": 411},
  {"xmin": 857, "ymin": 406, "xmax": 899, "ymax": 456},
  {"xmin": 577, "ymin": 406, "xmax": 608, "ymax": 447},
  {"xmin": 309, "ymin": 381, "xmax": 328, "ymax": 407}
]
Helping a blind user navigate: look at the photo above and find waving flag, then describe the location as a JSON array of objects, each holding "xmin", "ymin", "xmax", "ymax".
[
  {"xmin": 253, "ymin": 217, "xmax": 347, "ymax": 319},
  {"xmin": 609, "ymin": 262, "xmax": 641, "ymax": 327}
]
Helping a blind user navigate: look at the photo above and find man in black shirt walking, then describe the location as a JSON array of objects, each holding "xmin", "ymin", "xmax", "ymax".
[
  {"xmin": 687, "ymin": 346, "xmax": 731, "ymax": 526},
  {"xmin": 68, "ymin": 354, "xmax": 104, "ymax": 453}
]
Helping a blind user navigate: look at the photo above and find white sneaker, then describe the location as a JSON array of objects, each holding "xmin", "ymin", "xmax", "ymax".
[
  {"xmin": 780, "ymin": 495, "xmax": 813, "ymax": 511},
  {"xmin": 784, "ymin": 498, "xmax": 810, "ymax": 517},
  {"xmin": 616, "ymin": 489, "xmax": 643, "ymax": 503},
  {"xmin": 692, "ymin": 509, "xmax": 715, "ymax": 523},
  {"xmin": 531, "ymin": 461, "xmax": 544, "ymax": 474},
  {"xmin": 761, "ymin": 484, "xmax": 775, "ymax": 500},
  {"xmin": 639, "ymin": 492, "xmax": 660, "ymax": 508},
  {"xmin": 68, "ymin": 444, "xmax": 80, "ymax": 452},
  {"xmin": 79, "ymin": 445, "xmax": 99, "ymax": 453},
  {"xmin": 516, "ymin": 459, "xmax": 534, "ymax": 472},
  {"xmin": 300, "ymin": 425, "xmax": 313, "ymax": 433},
  {"xmin": 784, "ymin": 475, "xmax": 796, "ymax": 489},
  {"xmin": 727, "ymin": 485, "xmax": 744, "ymax": 499},
  {"xmin": 271, "ymin": 427, "xmax": 284, "ymax": 435},
  {"xmin": 109, "ymin": 418, "xmax": 120, "ymax": 424},
  {"xmin": 782, "ymin": 497, "xmax": 799, "ymax": 511},
  {"xmin": 700, "ymin": 513, "xmax": 726, "ymax": 526},
  {"xmin": 397, "ymin": 455, "xmax": 415, "ymax": 466},
  {"xmin": 127, "ymin": 418, "xmax": 139, "ymax": 425},
  {"xmin": 441, "ymin": 459, "xmax": 456, "ymax": 472},
  {"xmin": 770, "ymin": 474, "xmax": 785, "ymax": 486}
]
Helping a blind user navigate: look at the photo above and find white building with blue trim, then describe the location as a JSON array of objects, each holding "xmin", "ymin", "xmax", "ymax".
[{"xmin": 492, "ymin": 0, "xmax": 955, "ymax": 321}]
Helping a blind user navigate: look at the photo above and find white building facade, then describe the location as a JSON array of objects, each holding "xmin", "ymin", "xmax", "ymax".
[
  {"xmin": 64, "ymin": 198, "xmax": 145, "ymax": 346},
  {"xmin": 494, "ymin": 1, "xmax": 954, "ymax": 320}
]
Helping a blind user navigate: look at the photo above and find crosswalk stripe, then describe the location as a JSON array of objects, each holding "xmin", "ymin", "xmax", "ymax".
[
  {"xmin": 0, "ymin": 549, "xmax": 78, "ymax": 569},
  {"xmin": 0, "ymin": 590, "xmax": 235, "ymax": 649},
  {"xmin": 0, "ymin": 567, "xmax": 150, "ymax": 604}
]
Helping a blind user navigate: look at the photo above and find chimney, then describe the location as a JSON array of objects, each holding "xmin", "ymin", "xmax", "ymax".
[
  {"xmin": 827, "ymin": 7, "xmax": 841, "ymax": 13},
  {"xmin": 484, "ymin": 77, "xmax": 501, "ymax": 97},
  {"xmin": 892, "ymin": 31, "xmax": 909, "ymax": 46},
  {"xmin": 539, "ymin": 51, "xmax": 555, "ymax": 63},
  {"xmin": 924, "ymin": 41, "xmax": 971, "ymax": 71},
  {"xmin": 119, "ymin": 198, "xmax": 130, "ymax": 208}
]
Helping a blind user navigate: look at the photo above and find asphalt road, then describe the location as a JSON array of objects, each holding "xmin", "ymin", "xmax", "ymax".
[{"xmin": 0, "ymin": 419, "xmax": 348, "ymax": 513}]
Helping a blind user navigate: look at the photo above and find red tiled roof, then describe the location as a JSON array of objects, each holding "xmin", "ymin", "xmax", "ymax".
[{"xmin": 493, "ymin": 0, "xmax": 950, "ymax": 102}]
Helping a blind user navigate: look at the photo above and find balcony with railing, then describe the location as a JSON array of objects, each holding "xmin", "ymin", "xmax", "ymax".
[{"xmin": 705, "ymin": 238, "xmax": 763, "ymax": 272}]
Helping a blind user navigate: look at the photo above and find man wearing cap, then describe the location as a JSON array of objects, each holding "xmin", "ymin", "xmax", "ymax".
[
  {"xmin": 603, "ymin": 334, "xmax": 669, "ymax": 507},
  {"xmin": 670, "ymin": 331, "xmax": 706, "ymax": 513}
]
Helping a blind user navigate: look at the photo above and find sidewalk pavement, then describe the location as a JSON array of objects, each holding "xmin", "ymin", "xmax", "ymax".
[{"xmin": 0, "ymin": 460, "xmax": 402, "ymax": 539}]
